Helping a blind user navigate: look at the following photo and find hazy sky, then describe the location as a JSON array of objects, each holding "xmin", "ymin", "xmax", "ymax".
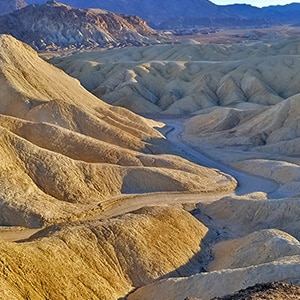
[{"xmin": 211, "ymin": 0, "xmax": 300, "ymax": 7}]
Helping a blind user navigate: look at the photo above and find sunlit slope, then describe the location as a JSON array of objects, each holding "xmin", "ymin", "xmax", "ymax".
[
  {"xmin": 50, "ymin": 39, "xmax": 300, "ymax": 114},
  {"xmin": 128, "ymin": 196, "xmax": 300, "ymax": 300},
  {"xmin": 183, "ymin": 95, "xmax": 300, "ymax": 154},
  {"xmin": 0, "ymin": 206, "xmax": 208, "ymax": 300},
  {"xmin": 0, "ymin": 35, "xmax": 236, "ymax": 226},
  {"xmin": 181, "ymin": 95, "xmax": 300, "ymax": 195},
  {"xmin": 129, "ymin": 256, "xmax": 300, "ymax": 300}
]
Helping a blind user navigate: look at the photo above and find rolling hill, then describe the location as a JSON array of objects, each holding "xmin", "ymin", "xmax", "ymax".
[
  {"xmin": 50, "ymin": 39, "xmax": 300, "ymax": 115},
  {"xmin": 1, "ymin": 25, "xmax": 300, "ymax": 300}
]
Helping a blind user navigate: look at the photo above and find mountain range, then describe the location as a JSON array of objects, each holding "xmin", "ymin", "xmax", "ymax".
[
  {"xmin": 22, "ymin": 0, "xmax": 300, "ymax": 29},
  {"xmin": 1, "ymin": 0, "xmax": 300, "ymax": 50}
]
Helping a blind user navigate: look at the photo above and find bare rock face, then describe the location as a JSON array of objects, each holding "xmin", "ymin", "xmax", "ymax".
[
  {"xmin": 191, "ymin": 282, "xmax": 300, "ymax": 300},
  {"xmin": 0, "ymin": 1, "xmax": 163, "ymax": 51},
  {"xmin": 0, "ymin": 0, "xmax": 26, "ymax": 16}
]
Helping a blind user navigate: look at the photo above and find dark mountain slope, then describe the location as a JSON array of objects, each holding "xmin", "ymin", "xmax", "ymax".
[
  {"xmin": 0, "ymin": 0, "xmax": 27, "ymax": 15},
  {"xmin": 262, "ymin": 3, "xmax": 300, "ymax": 24},
  {"xmin": 23, "ymin": 0, "xmax": 298, "ymax": 29}
]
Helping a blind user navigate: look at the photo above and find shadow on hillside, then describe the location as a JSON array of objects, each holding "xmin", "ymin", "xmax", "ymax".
[
  {"xmin": 142, "ymin": 133, "xmax": 203, "ymax": 166},
  {"xmin": 122, "ymin": 216, "xmax": 222, "ymax": 300}
]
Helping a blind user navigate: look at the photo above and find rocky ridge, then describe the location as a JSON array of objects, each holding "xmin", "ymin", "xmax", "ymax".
[{"xmin": 0, "ymin": 1, "xmax": 163, "ymax": 51}]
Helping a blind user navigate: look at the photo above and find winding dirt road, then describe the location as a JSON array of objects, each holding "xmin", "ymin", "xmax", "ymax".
[
  {"xmin": 163, "ymin": 118, "xmax": 279, "ymax": 197},
  {"xmin": 0, "ymin": 118, "xmax": 280, "ymax": 242}
]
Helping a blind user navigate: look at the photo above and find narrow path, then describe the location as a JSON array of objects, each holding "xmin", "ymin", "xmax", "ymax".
[{"xmin": 89, "ymin": 117, "xmax": 280, "ymax": 220}]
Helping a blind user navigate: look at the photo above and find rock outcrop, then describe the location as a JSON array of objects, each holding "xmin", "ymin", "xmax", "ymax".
[{"xmin": 0, "ymin": 1, "xmax": 163, "ymax": 51}]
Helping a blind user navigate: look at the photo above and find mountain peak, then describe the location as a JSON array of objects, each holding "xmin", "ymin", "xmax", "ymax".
[
  {"xmin": 45, "ymin": 0, "xmax": 67, "ymax": 7},
  {"xmin": 0, "ymin": 2, "xmax": 163, "ymax": 51}
]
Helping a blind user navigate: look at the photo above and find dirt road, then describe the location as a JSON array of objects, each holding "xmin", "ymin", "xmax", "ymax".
[{"xmin": 0, "ymin": 118, "xmax": 279, "ymax": 242}]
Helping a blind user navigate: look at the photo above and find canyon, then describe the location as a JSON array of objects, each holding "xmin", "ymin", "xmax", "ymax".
[{"xmin": 0, "ymin": 1, "xmax": 300, "ymax": 299}]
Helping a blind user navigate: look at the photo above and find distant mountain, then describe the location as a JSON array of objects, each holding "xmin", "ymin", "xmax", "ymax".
[
  {"xmin": 261, "ymin": 3, "xmax": 300, "ymax": 24},
  {"xmin": 24, "ymin": 0, "xmax": 300, "ymax": 29},
  {"xmin": 4, "ymin": 0, "xmax": 300, "ymax": 34},
  {"xmin": 0, "ymin": 0, "xmax": 27, "ymax": 16},
  {"xmin": 0, "ymin": 0, "xmax": 163, "ymax": 51}
]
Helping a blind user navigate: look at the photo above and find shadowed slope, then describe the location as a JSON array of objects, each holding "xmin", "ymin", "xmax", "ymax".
[{"xmin": 0, "ymin": 0, "xmax": 26, "ymax": 16}]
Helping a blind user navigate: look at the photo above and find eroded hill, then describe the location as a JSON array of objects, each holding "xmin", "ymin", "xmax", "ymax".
[
  {"xmin": 0, "ymin": 206, "xmax": 208, "ymax": 300},
  {"xmin": 47, "ymin": 34, "xmax": 300, "ymax": 300},
  {"xmin": 50, "ymin": 39, "xmax": 300, "ymax": 114},
  {"xmin": 0, "ymin": 34, "xmax": 237, "ymax": 227},
  {"xmin": 50, "ymin": 39, "xmax": 300, "ymax": 199},
  {"xmin": 2, "ymin": 33, "xmax": 300, "ymax": 300}
]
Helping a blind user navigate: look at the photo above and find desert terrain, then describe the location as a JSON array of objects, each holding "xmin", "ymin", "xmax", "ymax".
[
  {"xmin": 1, "ymin": 24, "xmax": 300, "ymax": 300},
  {"xmin": 49, "ymin": 31, "xmax": 300, "ymax": 299}
]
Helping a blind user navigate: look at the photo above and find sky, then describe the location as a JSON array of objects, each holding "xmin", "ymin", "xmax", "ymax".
[{"xmin": 211, "ymin": 0, "xmax": 300, "ymax": 7}]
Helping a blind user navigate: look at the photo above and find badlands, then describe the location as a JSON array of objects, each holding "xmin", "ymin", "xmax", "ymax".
[{"xmin": 1, "ymin": 32, "xmax": 300, "ymax": 300}]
